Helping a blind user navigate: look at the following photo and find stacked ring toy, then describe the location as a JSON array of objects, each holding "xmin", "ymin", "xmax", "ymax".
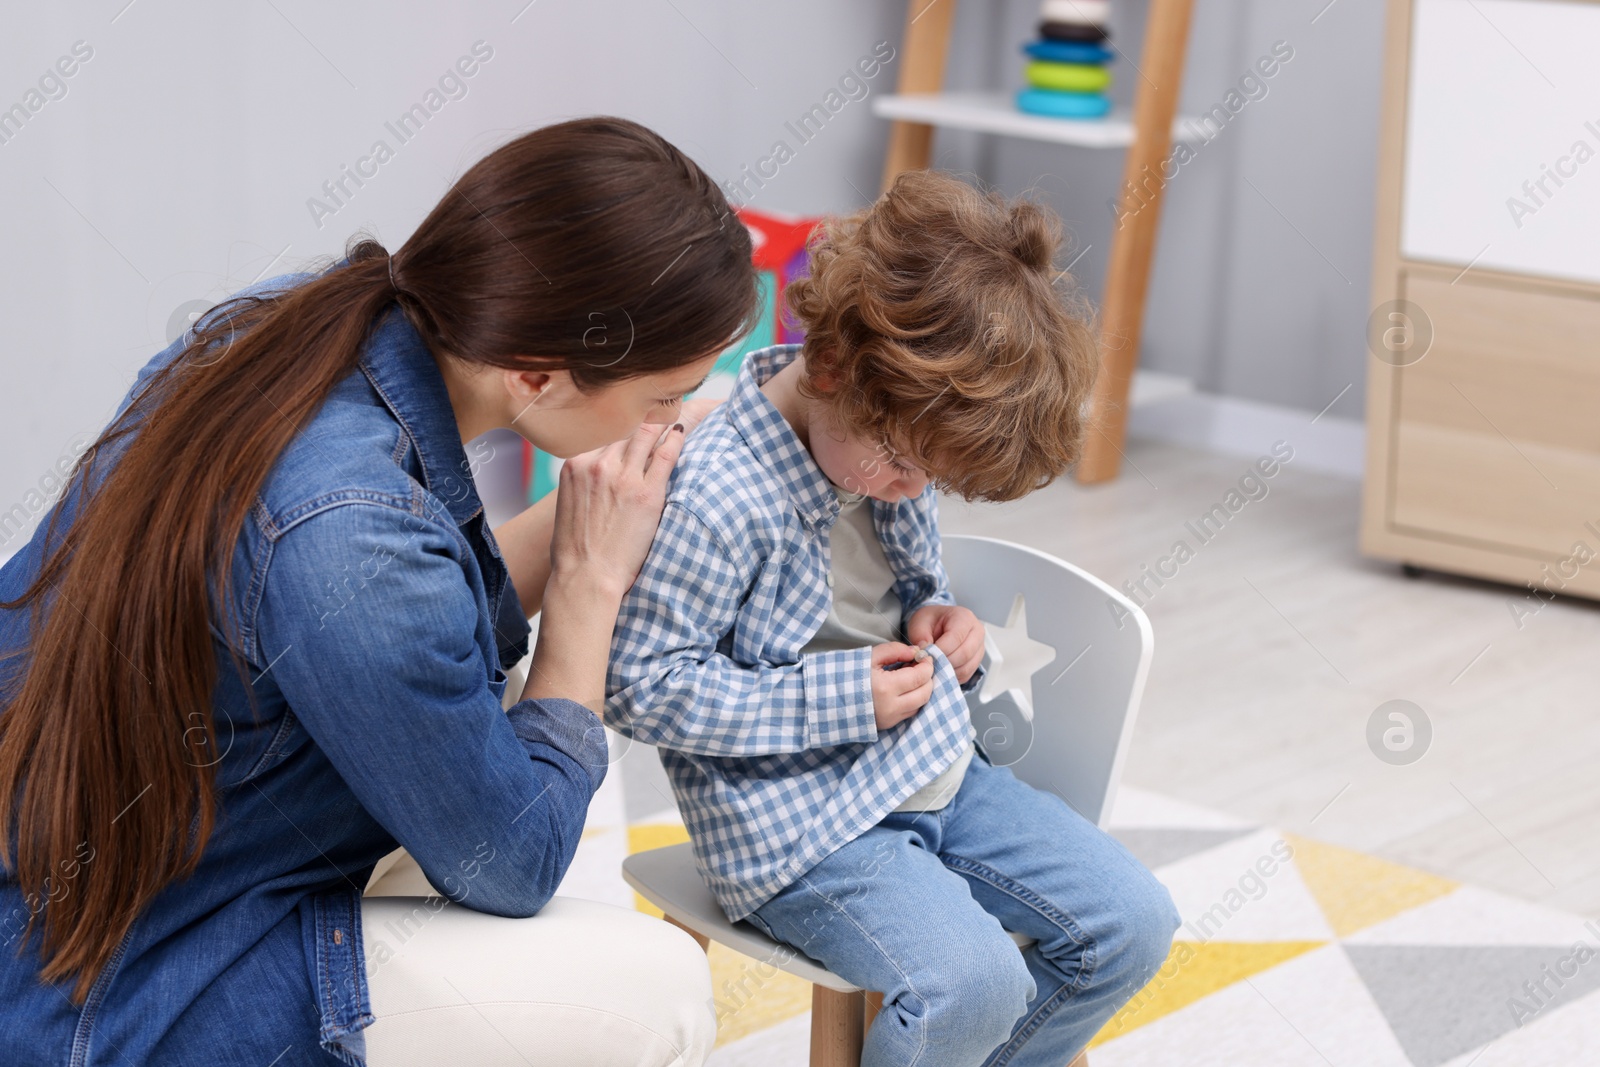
[
  {"xmin": 1024, "ymin": 59, "xmax": 1112, "ymax": 93},
  {"xmin": 1017, "ymin": 0, "xmax": 1114, "ymax": 120},
  {"xmin": 1023, "ymin": 39, "xmax": 1114, "ymax": 65}
]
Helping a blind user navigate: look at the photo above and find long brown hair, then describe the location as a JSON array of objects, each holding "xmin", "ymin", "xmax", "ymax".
[{"xmin": 0, "ymin": 115, "xmax": 757, "ymax": 1002}]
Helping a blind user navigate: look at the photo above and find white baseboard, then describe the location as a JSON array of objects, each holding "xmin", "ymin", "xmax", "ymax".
[{"xmin": 1126, "ymin": 379, "xmax": 1365, "ymax": 479}]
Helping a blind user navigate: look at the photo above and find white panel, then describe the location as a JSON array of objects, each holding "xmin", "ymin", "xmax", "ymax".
[{"xmin": 1402, "ymin": 0, "xmax": 1600, "ymax": 284}]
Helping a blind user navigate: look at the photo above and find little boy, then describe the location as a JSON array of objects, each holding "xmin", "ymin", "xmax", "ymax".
[{"xmin": 605, "ymin": 170, "xmax": 1178, "ymax": 1065}]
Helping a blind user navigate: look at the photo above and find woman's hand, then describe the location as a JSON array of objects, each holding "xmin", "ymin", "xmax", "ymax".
[
  {"xmin": 523, "ymin": 420, "xmax": 685, "ymax": 712},
  {"xmin": 494, "ymin": 410, "xmax": 708, "ymax": 618},
  {"xmin": 547, "ymin": 420, "xmax": 687, "ymax": 599}
]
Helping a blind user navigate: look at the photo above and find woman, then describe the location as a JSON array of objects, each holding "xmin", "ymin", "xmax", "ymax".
[{"xmin": 0, "ymin": 116, "xmax": 758, "ymax": 1066}]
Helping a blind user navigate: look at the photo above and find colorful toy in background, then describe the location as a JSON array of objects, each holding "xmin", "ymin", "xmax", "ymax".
[
  {"xmin": 704, "ymin": 206, "xmax": 818, "ymax": 375},
  {"xmin": 1016, "ymin": 0, "xmax": 1115, "ymax": 120},
  {"xmin": 522, "ymin": 206, "xmax": 820, "ymax": 504}
]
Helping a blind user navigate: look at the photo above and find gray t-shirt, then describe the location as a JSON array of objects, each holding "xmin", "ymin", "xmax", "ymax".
[{"xmin": 798, "ymin": 482, "xmax": 974, "ymax": 812}]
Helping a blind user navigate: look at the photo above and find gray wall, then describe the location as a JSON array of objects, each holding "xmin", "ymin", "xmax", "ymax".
[{"xmin": 0, "ymin": 0, "xmax": 1385, "ymax": 548}]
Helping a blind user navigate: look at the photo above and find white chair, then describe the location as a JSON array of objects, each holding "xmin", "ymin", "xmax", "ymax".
[{"xmin": 622, "ymin": 534, "xmax": 1154, "ymax": 1066}]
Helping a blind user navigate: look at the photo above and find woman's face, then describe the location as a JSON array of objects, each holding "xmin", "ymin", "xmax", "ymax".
[{"xmin": 506, "ymin": 351, "xmax": 722, "ymax": 458}]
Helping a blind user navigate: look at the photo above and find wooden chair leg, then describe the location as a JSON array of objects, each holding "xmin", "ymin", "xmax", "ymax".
[
  {"xmin": 663, "ymin": 914, "xmax": 710, "ymax": 954},
  {"xmin": 661, "ymin": 914, "xmax": 1085, "ymax": 1065},
  {"xmin": 811, "ymin": 986, "xmax": 866, "ymax": 1067},
  {"xmin": 861, "ymin": 990, "xmax": 884, "ymax": 1031}
]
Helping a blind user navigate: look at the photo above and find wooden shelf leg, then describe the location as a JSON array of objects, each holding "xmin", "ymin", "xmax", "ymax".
[
  {"xmin": 880, "ymin": 0, "xmax": 961, "ymax": 191},
  {"xmin": 1075, "ymin": 0, "xmax": 1196, "ymax": 484}
]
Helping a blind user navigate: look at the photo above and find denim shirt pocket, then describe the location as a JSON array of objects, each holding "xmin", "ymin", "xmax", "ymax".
[{"xmin": 299, "ymin": 886, "xmax": 374, "ymax": 1065}]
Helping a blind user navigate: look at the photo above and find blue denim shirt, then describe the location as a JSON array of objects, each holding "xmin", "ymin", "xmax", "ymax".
[{"xmin": 0, "ymin": 269, "xmax": 609, "ymax": 1066}]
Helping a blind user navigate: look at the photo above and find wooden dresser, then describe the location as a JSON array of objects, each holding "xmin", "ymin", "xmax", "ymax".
[{"xmin": 1362, "ymin": 0, "xmax": 1600, "ymax": 601}]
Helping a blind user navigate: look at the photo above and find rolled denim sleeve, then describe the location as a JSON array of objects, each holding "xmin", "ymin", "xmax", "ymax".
[
  {"xmin": 604, "ymin": 501, "xmax": 879, "ymax": 756},
  {"xmin": 254, "ymin": 500, "xmax": 605, "ymax": 918}
]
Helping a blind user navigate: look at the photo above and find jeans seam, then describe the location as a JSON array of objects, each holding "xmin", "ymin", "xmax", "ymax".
[
  {"xmin": 986, "ymin": 976, "xmax": 1081, "ymax": 1067},
  {"xmin": 940, "ymin": 853, "xmax": 1095, "ymax": 966},
  {"xmin": 939, "ymin": 850, "xmax": 1099, "ymax": 1064},
  {"xmin": 792, "ymin": 871, "xmax": 931, "ymax": 1067}
]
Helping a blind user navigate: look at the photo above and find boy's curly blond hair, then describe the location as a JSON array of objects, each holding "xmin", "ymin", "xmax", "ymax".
[{"xmin": 783, "ymin": 169, "xmax": 1100, "ymax": 503}]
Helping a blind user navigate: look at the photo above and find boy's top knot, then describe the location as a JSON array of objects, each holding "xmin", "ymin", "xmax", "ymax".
[
  {"xmin": 1007, "ymin": 201, "xmax": 1058, "ymax": 272},
  {"xmin": 782, "ymin": 169, "xmax": 1102, "ymax": 504}
]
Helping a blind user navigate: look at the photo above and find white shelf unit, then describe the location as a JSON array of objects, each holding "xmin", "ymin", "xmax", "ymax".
[{"xmin": 871, "ymin": 91, "xmax": 1208, "ymax": 149}]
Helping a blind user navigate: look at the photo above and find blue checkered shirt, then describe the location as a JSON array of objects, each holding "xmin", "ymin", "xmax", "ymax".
[{"xmin": 604, "ymin": 344, "xmax": 980, "ymax": 921}]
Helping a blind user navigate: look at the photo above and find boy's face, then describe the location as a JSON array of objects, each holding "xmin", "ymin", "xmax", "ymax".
[{"xmin": 809, "ymin": 417, "xmax": 932, "ymax": 502}]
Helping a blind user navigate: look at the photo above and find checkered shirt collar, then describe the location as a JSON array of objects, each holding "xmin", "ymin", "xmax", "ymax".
[{"xmin": 724, "ymin": 345, "xmax": 842, "ymax": 531}]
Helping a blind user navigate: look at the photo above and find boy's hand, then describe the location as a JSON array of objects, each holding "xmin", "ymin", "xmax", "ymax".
[
  {"xmin": 907, "ymin": 604, "xmax": 985, "ymax": 684},
  {"xmin": 870, "ymin": 642, "xmax": 935, "ymax": 731}
]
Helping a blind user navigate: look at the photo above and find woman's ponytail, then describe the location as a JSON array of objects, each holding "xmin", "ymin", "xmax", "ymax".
[
  {"xmin": 0, "ymin": 115, "xmax": 757, "ymax": 1003},
  {"xmin": 0, "ymin": 234, "xmax": 399, "ymax": 1003}
]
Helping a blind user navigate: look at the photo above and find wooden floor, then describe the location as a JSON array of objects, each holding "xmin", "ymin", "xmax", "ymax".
[{"xmin": 940, "ymin": 437, "xmax": 1600, "ymax": 919}]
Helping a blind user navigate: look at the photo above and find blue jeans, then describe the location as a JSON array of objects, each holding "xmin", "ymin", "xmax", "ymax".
[{"xmin": 744, "ymin": 748, "xmax": 1180, "ymax": 1066}]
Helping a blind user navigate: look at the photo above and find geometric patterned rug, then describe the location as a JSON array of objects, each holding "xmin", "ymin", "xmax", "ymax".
[{"xmin": 554, "ymin": 745, "xmax": 1600, "ymax": 1066}]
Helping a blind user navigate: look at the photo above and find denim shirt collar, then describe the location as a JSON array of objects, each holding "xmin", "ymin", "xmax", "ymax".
[
  {"xmin": 725, "ymin": 344, "xmax": 842, "ymax": 532},
  {"xmin": 358, "ymin": 305, "xmax": 484, "ymax": 528}
]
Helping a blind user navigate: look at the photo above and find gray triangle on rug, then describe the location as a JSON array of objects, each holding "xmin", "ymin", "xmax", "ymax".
[
  {"xmin": 1109, "ymin": 826, "xmax": 1258, "ymax": 871},
  {"xmin": 1343, "ymin": 943, "xmax": 1600, "ymax": 1067}
]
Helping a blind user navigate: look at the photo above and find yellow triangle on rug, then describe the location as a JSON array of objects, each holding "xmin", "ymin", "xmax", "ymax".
[
  {"xmin": 1090, "ymin": 940, "xmax": 1325, "ymax": 1047},
  {"xmin": 1283, "ymin": 833, "xmax": 1457, "ymax": 938}
]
